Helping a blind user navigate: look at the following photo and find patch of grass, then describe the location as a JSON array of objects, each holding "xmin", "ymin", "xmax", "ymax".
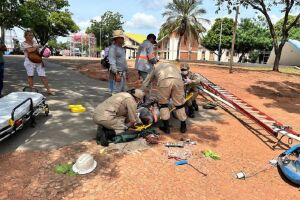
[
  {"xmin": 54, "ymin": 163, "xmax": 77, "ymax": 176},
  {"xmin": 237, "ymin": 66, "xmax": 300, "ymax": 75}
]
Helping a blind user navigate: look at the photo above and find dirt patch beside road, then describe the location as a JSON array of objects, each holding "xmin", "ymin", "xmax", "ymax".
[{"xmin": 1, "ymin": 60, "xmax": 300, "ymax": 199}]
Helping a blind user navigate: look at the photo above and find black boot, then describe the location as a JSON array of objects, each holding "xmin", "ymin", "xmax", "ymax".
[
  {"xmin": 96, "ymin": 126, "xmax": 109, "ymax": 146},
  {"xmin": 187, "ymin": 106, "xmax": 195, "ymax": 118},
  {"xmin": 103, "ymin": 127, "xmax": 116, "ymax": 141},
  {"xmin": 180, "ymin": 121, "xmax": 186, "ymax": 133},
  {"xmin": 192, "ymin": 100, "xmax": 199, "ymax": 111},
  {"xmin": 159, "ymin": 120, "xmax": 170, "ymax": 134}
]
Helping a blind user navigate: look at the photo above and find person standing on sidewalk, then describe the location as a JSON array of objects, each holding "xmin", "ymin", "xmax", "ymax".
[
  {"xmin": 21, "ymin": 30, "xmax": 54, "ymax": 95},
  {"xmin": 108, "ymin": 30, "xmax": 128, "ymax": 94},
  {"xmin": 135, "ymin": 34, "xmax": 158, "ymax": 80},
  {"xmin": 142, "ymin": 62, "xmax": 187, "ymax": 134},
  {"xmin": 0, "ymin": 39, "xmax": 7, "ymax": 97}
]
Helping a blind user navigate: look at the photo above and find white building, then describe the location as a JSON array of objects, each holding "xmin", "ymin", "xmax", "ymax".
[{"xmin": 267, "ymin": 39, "xmax": 300, "ymax": 66}]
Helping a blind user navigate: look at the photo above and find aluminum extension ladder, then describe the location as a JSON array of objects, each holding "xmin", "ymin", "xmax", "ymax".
[{"xmin": 197, "ymin": 74, "xmax": 300, "ymax": 149}]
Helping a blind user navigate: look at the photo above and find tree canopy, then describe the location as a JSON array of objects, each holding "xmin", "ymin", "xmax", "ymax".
[
  {"xmin": 19, "ymin": 0, "xmax": 79, "ymax": 45},
  {"xmin": 216, "ymin": 0, "xmax": 300, "ymax": 71},
  {"xmin": 202, "ymin": 18, "xmax": 234, "ymax": 60},
  {"xmin": 0, "ymin": 0, "xmax": 23, "ymax": 29},
  {"xmin": 86, "ymin": 11, "xmax": 124, "ymax": 50},
  {"xmin": 235, "ymin": 18, "xmax": 272, "ymax": 57},
  {"xmin": 161, "ymin": 0, "xmax": 209, "ymax": 60},
  {"xmin": 275, "ymin": 15, "xmax": 300, "ymax": 41}
]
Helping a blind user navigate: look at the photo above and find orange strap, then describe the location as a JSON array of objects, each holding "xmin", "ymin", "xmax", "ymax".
[
  {"xmin": 137, "ymin": 55, "xmax": 148, "ymax": 60},
  {"xmin": 137, "ymin": 53, "xmax": 156, "ymax": 60}
]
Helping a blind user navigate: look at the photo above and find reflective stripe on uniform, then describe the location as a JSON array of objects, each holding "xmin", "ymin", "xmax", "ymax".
[{"xmin": 137, "ymin": 55, "xmax": 148, "ymax": 60}]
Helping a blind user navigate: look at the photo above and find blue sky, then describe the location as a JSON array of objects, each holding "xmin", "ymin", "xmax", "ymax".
[{"xmin": 11, "ymin": 0, "xmax": 298, "ymax": 43}]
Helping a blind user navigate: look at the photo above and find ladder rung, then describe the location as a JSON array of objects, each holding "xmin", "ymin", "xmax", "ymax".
[
  {"xmin": 261, "ymin": 120, "xmax": 276, "ymax": 124},
  {"xmin": 254, "ymin": 115, "xmax": 266, "ymax": 119}
]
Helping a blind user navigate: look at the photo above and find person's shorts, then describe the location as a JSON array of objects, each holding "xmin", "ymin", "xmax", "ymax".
[{"xmin": 24, "ymin": 59, "xmax": 45, "ymax": 77}]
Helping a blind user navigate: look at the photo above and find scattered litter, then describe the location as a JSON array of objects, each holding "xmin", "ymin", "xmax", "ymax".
[
  {"xmin": 203, "ymin": 102, "xmax": 217, "ymax": 109},
  {"xmin": 234, "ymin": 161, "xmax": 276, "ymax": 180},
  {"xmin": 68, "ymin": 104, "xmax": 86, "ymax": 113},
  {"xmin": 167, "ymin": 148, "xmax": 192, "ymax": 160},
  {"xmin": 165, "ymin": 141, "xmax": 184, "ymax": 148},
  {"xmin": 235, "ymin": 171, "xmax": 246, "ymax": 179},
  {"xmin": 144, "ymin": 134, "xmax": 159, "ymax": 144},
  {"xmin": 202, "ymin": 150, "xmax": 221, "ymax": 160},
  {"xmin": 54, "ymin": 163, "xmax": 77, "ymax": 176},
  {"xmin": 180, "ymin": 138, "xmax": 197, "ymax": 145},
  {"xmin": 269, "ymin": 159, "xmax": 278, "ymax": 166},
  {"xmin": 176, "ymin": 160, "xmax": 188, "ymax": 165},
  {"xmin": 99, "ymin": 148, "xmax": 107, "ymax": 155}
]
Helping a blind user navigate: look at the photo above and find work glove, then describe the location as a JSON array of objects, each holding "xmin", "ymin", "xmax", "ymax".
[{"xmin": 184, "ymin": 78, "xmax": 192, "ymax": 84}]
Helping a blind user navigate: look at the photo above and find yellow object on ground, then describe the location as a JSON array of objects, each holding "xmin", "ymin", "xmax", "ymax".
[
  {"xmin": 68, "ymin": 104, "xmax": 86, "ymax": 113},
  {"xmin": 130, "ymin": 123, "xmax": 152, "ymax": 132}
]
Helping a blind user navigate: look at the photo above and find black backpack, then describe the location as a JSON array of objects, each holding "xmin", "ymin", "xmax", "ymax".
[{"xmin": 101, "ymin": 55, "xmax": 110, "ymax": 69}]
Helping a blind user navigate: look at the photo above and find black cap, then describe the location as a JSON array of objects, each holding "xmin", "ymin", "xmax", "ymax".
[{"xmin": 147, "ymin": 33, "xmax": 157, "ymax": 44}]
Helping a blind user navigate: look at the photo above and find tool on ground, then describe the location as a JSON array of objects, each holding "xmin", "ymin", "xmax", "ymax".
[
  {"xmin": 176, "ymin": 159, "xmax": 188, "ymax": 165},
  {"xmin": 180, "ymin": 138, "xmax": 197, "ymax": 145},
  {"xmin": 165, "ymin": 142, "xmax": 185, "ymax": 148},
  {"xmin": 68, "ymin": 104, "xmax": 86, "ymax": 113},
  {"xmin": 234, "ymin": 163, "xmax": 275, "ymax": 180},
  {"xmin": 198, "ymin": 74, "xmax": 300, "ymax": 149},
  {"xmin": 129, "ymin": 123, "xmax": 152, "ymax": 132}
]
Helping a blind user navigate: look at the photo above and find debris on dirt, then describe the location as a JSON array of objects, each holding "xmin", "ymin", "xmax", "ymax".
[
  {"xmin": 165, "ymin": 141, "xmax": 185, "ymax": 148},
  {"xmin": 202, "ymin": 150, "xmax": 221, "ymax": 160},
  {"xmin": 203, "ymin": 102, "xmax": 218, "ymax": 109},
  {"xmin": 180, "ymin": 138, "xmax": 197, "ymax": 145},
  {"xmin": 176, "ymin": 160, "xmax": 188, "ymax": 165},
  {"xmin": 167, "ymin": 148, "xmax": 192, "ymax": 160},
  {"xmin": 54, "ymin": 163, "xmax": 77, "ymax": 176}
]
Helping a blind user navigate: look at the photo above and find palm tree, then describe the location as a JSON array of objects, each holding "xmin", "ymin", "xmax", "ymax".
[{"xmin": 161, "ymin": 0, "xmax": 209, "ymax": 60}]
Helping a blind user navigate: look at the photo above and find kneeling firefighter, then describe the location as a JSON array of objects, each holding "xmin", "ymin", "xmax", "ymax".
[
  {"xmin": 93, "ymin": 88, "xmax": 145, "ymax": 146},
  {"xmin": 180, "ymin": 63, "xmax": 202, "ymax": 118},
  {"xmin": 142, "ymin": 62, "xmax": 187, "ymax": 134}
]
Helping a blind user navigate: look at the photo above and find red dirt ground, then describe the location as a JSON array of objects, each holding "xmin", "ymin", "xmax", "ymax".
[{"xmin": 0, "ymin": 61, "xmax": 299, "ymax": 200}]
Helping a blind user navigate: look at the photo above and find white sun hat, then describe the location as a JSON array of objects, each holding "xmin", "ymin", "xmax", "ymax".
[{"xmin": 72, "ymin": 153, "xmax": 97, "ymax": 175}]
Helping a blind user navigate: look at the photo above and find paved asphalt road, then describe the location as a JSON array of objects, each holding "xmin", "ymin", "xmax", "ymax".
[{"xmin": 0, "ymin": 56, "xmax": 109, "ymax": 153}]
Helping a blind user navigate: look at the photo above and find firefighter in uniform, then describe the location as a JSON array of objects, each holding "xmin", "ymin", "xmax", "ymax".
[
  {"xmin": 142, "ymin": 62, "xmax": 187, "ymax": 133},
  {"xmin": 93, "ymin": 89, "xmax": 145, "ymax": 146},
  {"xmin": 135, "ymin": 34, "xmax": 158, "ymax": 80},
  {"xmin": 180, "ymin": 63, "xmax": 202, "ymax": 118}
]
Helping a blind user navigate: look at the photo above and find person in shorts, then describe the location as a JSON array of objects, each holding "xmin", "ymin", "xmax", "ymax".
[{"xmin": 21, "ymin": 30, "xmax": 54, "ymax": 95}]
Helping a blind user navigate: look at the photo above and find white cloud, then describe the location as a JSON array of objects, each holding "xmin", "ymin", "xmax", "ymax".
[
  {"xmin": 125, "ymin": 12, "xmax": 159, "ymax": 30},
  {"xmin": 75, "ymin": 15, "xmax": 102, "ymax": 33},
  {"xmin": 139, "ymin": 0, "xmax": 172, "ymax": 9},
  {"xmin": 270, "ymin": 14, "xmax": 281, "ymax": 24}
]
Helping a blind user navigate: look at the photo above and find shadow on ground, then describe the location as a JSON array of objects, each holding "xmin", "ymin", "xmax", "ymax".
[
  {"xmin": 247, "ymin": 81, "xmax": 300, "ymax": 114},
  {"xmin": 0, "ymin": 141, "xmax": 124, "ymax": 199}
]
